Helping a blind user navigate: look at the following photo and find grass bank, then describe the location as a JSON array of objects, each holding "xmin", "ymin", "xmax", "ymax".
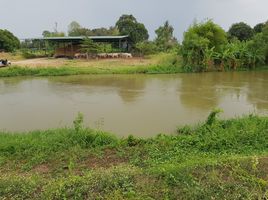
[
  {"xmin": 1, "ymin": 52, "xmax": 268, "ymax": 77},
  {"xmin": 1, "ymin": 113, "xmax": 268, "ymax": 199},
  {"xmin": 0, "ymin": 64, "xmax": 183, "ymax": 77},
  {"xmin": 0, "ymin": 53, "xmax": 183, "ymax": 77}
]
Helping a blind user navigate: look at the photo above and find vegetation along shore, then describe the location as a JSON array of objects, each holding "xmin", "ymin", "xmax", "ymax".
[
  {"xmin": 0, "ymin": 111, "xmax": 268, "ymax": 199},
  {"xmin": 1, "ymin": 15, "xmax": 268, "ymax": 77},
  {"xmin": 1, "ymin": 11, "xmax": 268, "ymax": 199}
]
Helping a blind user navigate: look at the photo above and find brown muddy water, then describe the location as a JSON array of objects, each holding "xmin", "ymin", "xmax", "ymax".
[{"xmin": 0, "ymin": 71, "xmax": 267, "ymax": 137}]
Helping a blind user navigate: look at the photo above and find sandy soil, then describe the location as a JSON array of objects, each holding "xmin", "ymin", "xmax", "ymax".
[{"xmin": 12, "ymin": 58, "xmax": 67, "ymax": 68}]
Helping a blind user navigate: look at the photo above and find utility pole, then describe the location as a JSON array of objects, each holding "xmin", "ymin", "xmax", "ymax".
[{"xmin": 54, "ymin": 22, "xmax": 58, "ymax": 33}]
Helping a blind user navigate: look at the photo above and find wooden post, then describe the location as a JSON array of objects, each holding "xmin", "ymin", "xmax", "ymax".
[
  {"xmin": 119, "ymin": 39, "xmax": 121, "ymax": 50},
  {"xmin": 64, "ymin": 42, "xmax": 66, "ymax": 57},
  {"xmin": 71, "ymin": 42, "xmax": 74, "ymax": 58}
]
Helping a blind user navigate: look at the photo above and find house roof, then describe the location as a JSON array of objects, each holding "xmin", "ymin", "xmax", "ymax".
[{"xmin": 23, "ymin": 35, "xmax": 129, "ymax": 42}]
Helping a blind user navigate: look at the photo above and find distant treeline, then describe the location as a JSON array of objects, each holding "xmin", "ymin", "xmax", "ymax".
[{"xmin": 1, "ymin": 14, "xmax": 268, "ymax": 71}]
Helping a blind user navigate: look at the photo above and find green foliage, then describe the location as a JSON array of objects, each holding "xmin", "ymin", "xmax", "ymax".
[
  {"xmin": 41, "ymin": 166, "xmax": 138, "ymax": 199},
  {"xmin": 116, "ymin": 14, "xmax": 149, "ymax": 44},
  {"xmin": 73, "ymin": 112, "xmax": 84, "ymax": 133},
  {"xmin": 155, "ymin": 21, "xmax": 178, "ymax": 52},
  {"xmin": 68, "ymin": 21, "xmax": 82, "ymax": 36},
  {"xmin": 0, "ymin": 29, "xmax": 20, "ymax": 52},
  {"xmin": 42, "ymin": 30, "xmax": 65, "ymax": 37},
  {"xmin": 21, "ymin": 49, "xmax": 53, "ymax": 59},
  {"xmin": 68, "ymin": 21, "xmax": 119, "ymax": 37},
  {"xmin": 1, "ymin": 114, "xmax": 268, "ymax": 199},
  {"xmin": 254, "ymin": 23, "xmax": 265, "ymax": 34},
  {"xmin": 180, "ymin": 20, "xmax": 227, "ymax": 71},
  {"xmin": 228, "ymin": 22, "xmax": 254, "ymax": 41},
  {"xmin": 261, "ymin": 24, "xmax": 268, "ymax": 64},
  {"xmin": 80, "ymin": 38, "xmax": 100, "ymax": 57},
  {"xmin": 0, "ymin": 176, "xmax": 41, "ymax": 199},
  {"xmin": 205, "ymin": 108, "xmax": 223, "ymax": 126},
  {"xmin": 180, "ymin": 20, "xmax": 268, "ymax": 71},
  {"xmin": 98, "ymin": 43, "xmax": 114, "ymax": 53},
  {"xmin": 135, "ymin": 41, "xmax": 158, "ymax": 55}
]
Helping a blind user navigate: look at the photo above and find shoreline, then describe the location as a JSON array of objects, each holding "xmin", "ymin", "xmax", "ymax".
[{"xmin": 0, "ymin": 64, "xmax": 268, "ymax": 78}]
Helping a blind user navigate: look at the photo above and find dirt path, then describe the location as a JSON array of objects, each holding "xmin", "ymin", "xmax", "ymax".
[{"xmin": 12, "ymin": 58, "xmax": 68, "ymax": 68}]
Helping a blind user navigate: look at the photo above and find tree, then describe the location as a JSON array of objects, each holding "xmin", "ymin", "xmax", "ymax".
[
  {"xmin": 68, "ymin": 22, "xmax": 119, "ymax": 37},
  {"xmin": 261, "ymin": 24, "xmax": 268, "ymax": 63},
  {"xmin": 88, "ymin": 27, "xmax": 119, "ymax": 36},
  {"xmin": 155, "ymin": 21, "xmax": 178, "ymax": 52},
  {"xmin": 68, "ymin": 21, "xmax": 82, "ymax": 36},
  {"xmin": 180, "ymin": 20, "xmax": 227, "ymax": 71},
  {"xmin": 42, "ymin": 30, "xmax": 65, "ymax": 37},
  {"xmin": 0, "ymin": 29, "xmax": 20, "ymax": 52},
  {"xmin": 42, "ymin": 30, "xmax": 51, "ymax": 37},
  {"xmin": 254, "ymin": 23, "xmax": 265, "ymax": 34},
  {"xmin": 135, "ymin": 41, "xmax": 157, "ymax": 56},
  {"xmin": 116, "ymin": 14, "xmax": 149, "ymax": 44},
  {"xmin": 228, "ymin": 22, "xmax": 254, "ymax": 41},
  {"xmin": 80, "ymin": 38, "xmax": 100, "ymax": 59}
]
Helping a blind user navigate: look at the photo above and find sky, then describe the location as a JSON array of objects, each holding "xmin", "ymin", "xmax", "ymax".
[{"xmin": 1, "ymin": 0, "xmax": 267, "ymax": 40}]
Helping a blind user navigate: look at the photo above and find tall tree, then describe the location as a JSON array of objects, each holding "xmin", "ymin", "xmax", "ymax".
[
  {"xmin": 262, "ymin": 24, "xmax": 268, "ymax": 64},
  {"xmin": 254, "ymin": 23, "xmax": 265, "ymax": 34},
  {"xmin": 68, "ymin": 21, "xmax": 119, "ymax": 37},
  {"xmin": 181, "ymin": 20, "xmax": 227, "ymax": 71},
  {"xmin": 0, "ymin": 29, "xmax": 20, "ymax": 52},
  {"xmin": 80, "ymin": 38, "xmax": 100, "ymax": 59},
  {"xmin": 42, "ymin": 30, "xmax": 65, "ymax": 37},
  {"xmin": 68, "ymin": 21, "xmax": 82, "ymax": 36},
  {"xmin": 116, "ymin": 14, "xmax": 149, "ymax": 44},
  {"xmin": 228, "ymin": 22, "xmax": 254, "ymax": 41},
  {"xmin": 155, "ymin": 21, "xmax": 177, "ymax": 52}
]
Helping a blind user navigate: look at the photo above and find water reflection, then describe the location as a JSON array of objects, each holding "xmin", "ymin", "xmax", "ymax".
[
  {"xmin": 0, "ymin": 71, "xmax": 267, "ymax": 137},
  {"xmin": 48, "ymin": 75, "xmax": 147, "ymax": 103}
]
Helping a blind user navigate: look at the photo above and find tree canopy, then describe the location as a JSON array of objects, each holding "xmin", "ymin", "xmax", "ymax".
[
  {"xmin": 68, "ymin": 21, "xmax": 82, "ymax": 35},
  {"xmin": 0, "ymin": 29, "xmax": 20, "ymax": 52},
  {"xmin": 254, "ymin": 23, "xmax": 265, "ymax": 34},
  {"xmin": 116, "ymin": 14, "xmax": 149, "ymax": 44},
  {"xmin": 135, "ymin": 41, "xmax": 157, "ymax": 55},
  {"xmin": 80, "ymin": 38, "xmax": 100, "ymax": 58},
  {"xmin": 183, "ymin": 20, "xmax": 227, "ymax": 50},
  {"xmin": 181, "ymin": 20, "xmax": 227, "ymax": 70},
  {"xmin": 155, "ymin": 21, "xmax": 178, "ymax": 52},
  {"xmin": 228, "ymin": 22, "xmax": 254, "ymax": 41},
  {"xmin": 67, "ymin": 21, "xmax": 119, "ymax": 37},
  {"xmin": 42, "ymin": 30, "xmax": 65, "ymax": 37}
]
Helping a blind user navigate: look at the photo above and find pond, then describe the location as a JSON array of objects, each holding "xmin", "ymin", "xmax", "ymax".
[{"xmin": 0, "ymin": 71, "xmax": 267, "ymax": 137}]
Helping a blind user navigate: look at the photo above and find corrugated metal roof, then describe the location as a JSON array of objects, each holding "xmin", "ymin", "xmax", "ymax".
[{"xmin": 23, "ymin": 35, "xmax": 129, "ymax": 41}]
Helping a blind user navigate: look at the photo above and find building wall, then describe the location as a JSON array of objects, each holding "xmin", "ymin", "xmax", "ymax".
[{"xmin": 54, "ymin": 44, "xmax": 80, "ymax": 58}]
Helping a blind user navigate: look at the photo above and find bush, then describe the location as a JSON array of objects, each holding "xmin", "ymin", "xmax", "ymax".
[
  {"xmin": 135, "ymin": 41, "xmax": 158, "ymax": 55},
  {"xmin": 228, "ymin": 22, "xmax": 254, "ymax": 41},
  {"xmin": 0, "ymin": 29, "xmax": 20, "ymax": 52},
  {"xmin": 180, "ymin": 20, "xmax": 227, "ymax": 71},
  {"xmin": 21, "ymin": 49, "xmax": 52, "ymax": 59}
]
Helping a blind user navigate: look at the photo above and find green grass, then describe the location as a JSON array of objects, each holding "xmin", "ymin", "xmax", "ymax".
[
  {"xmin": 0, "ymin": 64, "xmax": 183, "ymax": 77},
  {"xmin": 0, "ymin": 64, "xmax": 267, "ymax": 78},
  {"xmin": 0, "ymin": 52, "xmax": 267, "ymax": 77},
  {"xmin": 0, "ymin": 113, "xmax": 268, "ymax": 199}
]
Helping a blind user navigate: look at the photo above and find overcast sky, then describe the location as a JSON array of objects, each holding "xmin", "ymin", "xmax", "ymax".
[{"xmin": 1, "ymin": 0, "xmax": 267, "ymax": 40}]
